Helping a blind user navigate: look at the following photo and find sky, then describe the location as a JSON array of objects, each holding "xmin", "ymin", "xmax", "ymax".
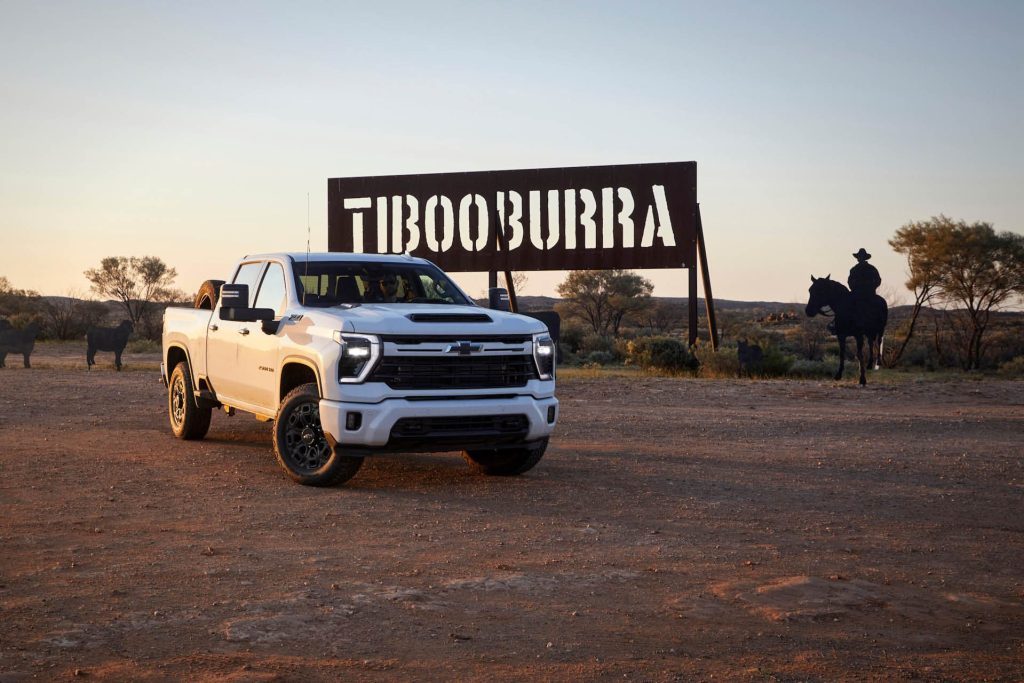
[{"xmin": 1, "ymin": 0, "xmax": 1021, "ymax": 304}]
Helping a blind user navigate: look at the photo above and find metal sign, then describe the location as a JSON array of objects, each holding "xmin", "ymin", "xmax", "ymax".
[{"xmin": 328, "ymin": 162, "xmax": 697, "ymax": 272}]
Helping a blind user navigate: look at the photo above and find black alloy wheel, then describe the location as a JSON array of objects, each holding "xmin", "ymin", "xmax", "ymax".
[
  {"xmin": 273, "ymin": 383, "xmax": 363, "ymax": 486},
  {"xmin": 168, "ymin": 361, "xmax": 212, "ymax": 440},
  {"xmin": 282, "ymin": 400, "xmax": 332, "ymax": 473}
]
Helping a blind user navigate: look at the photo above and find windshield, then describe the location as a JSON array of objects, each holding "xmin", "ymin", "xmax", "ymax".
[{"xmin": 294, "ymin": 261, "xmax": 471, "ymax": 308}]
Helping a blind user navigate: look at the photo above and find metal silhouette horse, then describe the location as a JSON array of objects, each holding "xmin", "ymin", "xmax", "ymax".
[{"xmin": 805, "ymin": 275, "xmax": 888, "ymax": 385}]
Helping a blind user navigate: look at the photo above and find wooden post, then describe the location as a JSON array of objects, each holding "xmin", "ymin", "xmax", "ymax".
[
  {"xmin": 489, "ymin": 208, "xmax": 518, "ymax": 312},
  {"xmin": 504, "ymin": 271, "xmax": 519, "ymax": 312},
  {"xmin": 688, "ymin": 258, "xmax": 698, "ymax": 347},
  {"xmin": 696, "ymin": 204, "xmax": 719, "ymax": 350}
]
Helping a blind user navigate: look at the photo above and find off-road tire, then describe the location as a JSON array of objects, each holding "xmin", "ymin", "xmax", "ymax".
[
  {"xmin": 168, "ymin": 361, "xmax": 212, "ymax": 440},
  {"xmin": 463, "ymin": 438, "xmax": 548, "ymax": 476},
  {"xmin": 273, "ymin": 383, "xmax": 363, "ymax": 486},
  {"xmin": 194, "ymin": 279, "xmax": 225, "ymax": 310}
]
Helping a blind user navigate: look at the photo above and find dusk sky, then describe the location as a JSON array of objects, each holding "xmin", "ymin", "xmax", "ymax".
[{"xmin": 1, "ymin": 1, "xmax": 1021, "ymax": 304}]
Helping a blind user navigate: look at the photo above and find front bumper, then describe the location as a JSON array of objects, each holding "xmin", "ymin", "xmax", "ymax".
[{"xmin": 319, "ymin": 394, "xmax": 558, "ymax": 452}]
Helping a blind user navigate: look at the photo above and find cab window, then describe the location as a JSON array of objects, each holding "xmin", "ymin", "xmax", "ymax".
[
  {"xmin": 232, "ymin": 262, "xmax": 265, "ymax": 307},
  {"xmin": 254, "ymin": 262, "xmax": 288, "ymax": 317}
]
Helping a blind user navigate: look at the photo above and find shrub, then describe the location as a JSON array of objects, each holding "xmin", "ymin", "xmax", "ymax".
[
  {"xmin": 693, "ymin": 341, "xmax": 740, "ymax": 378},
  {"xmin": 559, "ymin": 323, "xmax": 586, "ymax": 354},
  {"xmin": 788, "ymin": 359, "xmax": 835, "ymax": 378},
  {"xmin": 557, "ymin": 344, "xmax": 580, "ymax": 367},
  {"xmin": 579, "ymin": 333, "xmax": 615, "ymax": 357},
  {"xmin": 583, "ymin": 350, "xmax": 617, "ymax": 366},
  {"xmin": 760, "ymin": 344, "xmax": 794, "ymax": 377},
  {"xmin": 997, "ymin": 355, "xmax": 1024, "ymax": 377},
  {"xmin": 126, "ymin": 338, "xmax": 160, "ymax": 354},
  {"xmin": 626, "ymin": 336, "xmax": 697, "ymax": 374},
  {"xmin": 693, "ymin": 340, "xmax": 793, "ymax": 378}
]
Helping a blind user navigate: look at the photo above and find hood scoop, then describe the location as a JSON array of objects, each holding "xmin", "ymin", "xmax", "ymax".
[{"xmin": 407, "ymin": 313, "xmax": 493, "ymax": 323}]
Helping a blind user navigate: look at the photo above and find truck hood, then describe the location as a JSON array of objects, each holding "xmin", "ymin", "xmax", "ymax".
[{"xmin": 320, "ymin": 304, "xmax": 549, "ymax": 337}]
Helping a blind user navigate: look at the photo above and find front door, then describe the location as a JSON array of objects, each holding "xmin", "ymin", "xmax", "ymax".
[
  {"xmin": 235, "ymin": 261, "xmax": 289, "ymax": 410},
  {"xmin": 205, "ymin": 261, "xmax": 265, "ymax": 404}
]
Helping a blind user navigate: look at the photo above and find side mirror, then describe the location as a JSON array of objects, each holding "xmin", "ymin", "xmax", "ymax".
[
  {"xmin": 220, "ymin": 283, "xmax": 249, "ymax": 309},
  {"xmin": 487, "ymin": 287, "xmax": 511, "ymax": 311},
  {"xmin": 219, "ymin": 283, "xmax": 275, "ymax": 322}
]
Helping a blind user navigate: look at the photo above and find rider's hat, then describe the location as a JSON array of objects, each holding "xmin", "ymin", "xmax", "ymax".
[{"xmin": 852, "ymin": 248, "xmax": 872, "ymax": 261}]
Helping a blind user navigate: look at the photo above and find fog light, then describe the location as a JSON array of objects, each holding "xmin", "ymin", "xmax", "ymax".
[
  {"xmin": 547, "ymin": 406, "xmax": 556, "ymax": 424},
  {"xmin": 345, "ymin": 412, "xmax": 362, "ymax": 431}
]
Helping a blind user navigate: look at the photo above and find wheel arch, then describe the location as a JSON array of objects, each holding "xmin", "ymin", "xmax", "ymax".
[
  {"xmin": 280, "ymin": 357, "xmax": 323, "ymax": 401},
  {"xmin": 165, "ymin": 344, "xmax": 197, "ymax": 391}
]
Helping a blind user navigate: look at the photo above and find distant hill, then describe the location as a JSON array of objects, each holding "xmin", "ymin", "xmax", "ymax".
[{"xmin": 488, "ymin": 294, "xmax": 802, "ymax": 314}]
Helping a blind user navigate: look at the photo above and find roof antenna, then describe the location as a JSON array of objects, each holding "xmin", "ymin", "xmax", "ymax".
[{"xmin": 303, "ymin": 192, "xmax": 310, "ymax": 306}]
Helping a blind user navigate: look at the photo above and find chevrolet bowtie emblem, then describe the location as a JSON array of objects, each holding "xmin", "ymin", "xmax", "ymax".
[{"xmin": 444, "ymin": 341, "xmax": 482, "ymax": 355}]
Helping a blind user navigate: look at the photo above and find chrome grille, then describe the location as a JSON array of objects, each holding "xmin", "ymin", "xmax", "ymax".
[{"xmin": 369, "ymin": 354, "xmax": 538, "ymax": 389}]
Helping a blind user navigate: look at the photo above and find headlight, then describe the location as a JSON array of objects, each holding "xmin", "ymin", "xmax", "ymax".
[
  {"xmin": 533, "ymin": 334, "xmax": 555, "ymax": 380},
  {"xmin": 332, "ymin": 332, "xmax": 380, "ymax": 383}
]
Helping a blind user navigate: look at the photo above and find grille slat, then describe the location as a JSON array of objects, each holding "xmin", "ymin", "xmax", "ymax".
[
  {"xmin": 370, "ymin": 354, "xmax": 538, "ymax": 389},
  {"xmin": 392, "ymin": 415, "xmax": 528, "ymax": 437}
]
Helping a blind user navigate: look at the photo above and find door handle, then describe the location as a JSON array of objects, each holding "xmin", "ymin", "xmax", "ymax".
[
  {"xmin": 209, "ymin": 324, "xmax": 219, "ymax": 331},
  {"xmin": 238, "ymin": 328, "xmax": 250, "ymax": 335}
]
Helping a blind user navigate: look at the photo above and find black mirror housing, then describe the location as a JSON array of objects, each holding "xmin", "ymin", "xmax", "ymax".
[
  {"xmin": 220, "ymin": 283, "xmax": 249, "ymax": 309},
  {"xmin": 487, "ymin": 287, "xmax": 511, "ymax": 311}
]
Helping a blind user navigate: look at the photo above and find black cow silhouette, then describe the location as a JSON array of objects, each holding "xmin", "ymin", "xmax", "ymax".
[
  {"xmin": 0, "ymin": 321, "xmax": 40, "ymax": 368},
  {"xmin": 87, "ymin": 320, "xmax": 134, "ymax": 371},
  {"xmin": 737, "ymin": 339, "xmax": 764, "ymax": 376}
]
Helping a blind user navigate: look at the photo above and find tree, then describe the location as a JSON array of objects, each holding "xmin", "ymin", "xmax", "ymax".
[
  {"xmin": 640, "ymin": 300, "xmax": 685, "ymax": 335},
  {"xmin": 887, "ymin": 218, "xmax": 946, "ymax": 366},
  {"xmin": 0, "ymin": 276, "xmax": 40, "ymax": 318},
  {"xmin": 556, "ymin": 270, "xmax": 654, "ymax": 337},
  {"xmin": 502, "ymin": 271, "xmax": 529, "ymax": 295},
  {"xmin": 84, "ymin": 256, "xmax": 179, "ymax": 338},
  {"xmin": 41, "ymin": 291, "xmax": 110, "ymax": 340},
  {"xmin": 889, "ymin": 216, "xmax": 1024, "ymax": 370}
]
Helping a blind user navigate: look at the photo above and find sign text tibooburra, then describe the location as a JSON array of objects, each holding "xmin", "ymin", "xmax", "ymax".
[{"xmin": 327, "ymin": 162, "xmax": 697, "ymax": 272}]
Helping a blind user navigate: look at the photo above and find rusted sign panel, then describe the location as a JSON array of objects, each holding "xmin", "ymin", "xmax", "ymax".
[{"xmin": 328, "ymin": 162, "xmax": 697, "ymax": 271}]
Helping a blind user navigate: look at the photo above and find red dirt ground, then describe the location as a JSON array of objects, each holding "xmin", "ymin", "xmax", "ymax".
[{"xmin": 1, "ymin": 344, "xmax": 1022, "ymax": 680}]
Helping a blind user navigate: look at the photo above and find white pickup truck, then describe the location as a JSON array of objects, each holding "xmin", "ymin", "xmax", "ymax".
[{"xmin": 161, "ymin": 252, "xmax": 557, "ymax": 486}]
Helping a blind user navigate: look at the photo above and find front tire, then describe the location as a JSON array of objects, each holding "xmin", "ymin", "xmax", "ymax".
[
  {"xmin": 463, "ymin": 438, "xmax": 548, "ymax": 476},
  {"xmin": 168, "ymin": 362, "xmax": 212, "ymax": 440},
  {"xmin": 273, "ymin": 383, "xmax": 363, "ymax": 486}
]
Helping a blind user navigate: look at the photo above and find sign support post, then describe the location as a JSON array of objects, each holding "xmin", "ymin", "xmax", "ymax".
[
  {"xmin": 504, "ymin": 271, "xmax": 519, "ymax": 312},
  {"xmin": 688, "ymin": 257, "xmax": 699, "ymax": 346},
  {"xmin": 696, "ymin": 204, "xmax": 719, "ymax": 350}
]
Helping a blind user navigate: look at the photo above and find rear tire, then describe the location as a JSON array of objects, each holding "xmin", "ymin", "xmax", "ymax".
[
  {"xmin": 273, "ymin": 383, "xmax": 363, "ymax": 486},
  {"xmin": 463, "ymin": 438, "xmax": 548, "ymax": 476},
  {"xmin": 194, "ymin": 279, "xmax": 225, "ymax": 310},
  {"xmin": 168, "ymin": 362, "xmax": 212, "ymax": 440}
]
